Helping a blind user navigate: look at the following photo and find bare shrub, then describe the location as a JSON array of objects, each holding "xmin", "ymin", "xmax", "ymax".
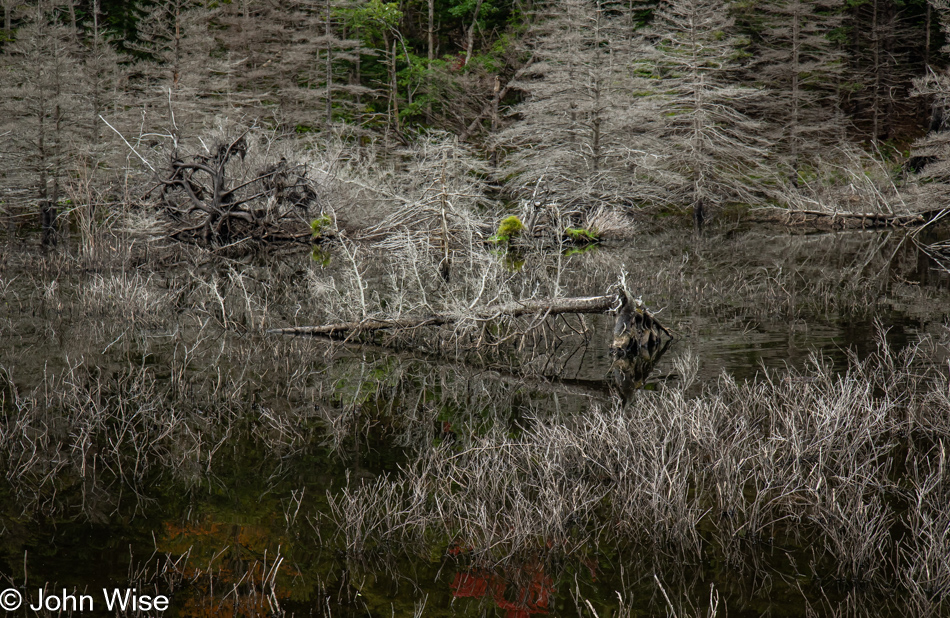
[
  {"xmin": 775, "ymin": 146, "xmax": 908, "ymax": 214},
  {"xmin": 81, "ymin": 272, "xmax": 174, "ymax": 325},
  {"xmin": 321, "ymin": 330, "xmax": 950, "ymax": 600},
  {"xmin": 899, "ymin": 448, "xmax": 950, "ymax": 615}
]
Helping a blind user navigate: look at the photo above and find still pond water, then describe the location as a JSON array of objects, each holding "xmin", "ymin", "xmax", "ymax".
[{"xmin": 1, "ymin": 225, "xmax": 949, "ymax": 617}]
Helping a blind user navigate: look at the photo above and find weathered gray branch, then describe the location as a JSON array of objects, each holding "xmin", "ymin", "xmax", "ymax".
[
  {"xmin": 748, "ymin": 207, "xmax": 950, "ymax": 228},
  {"xmin": 268, "ymin": 294, "xmax": 621, "ymax": 337}
]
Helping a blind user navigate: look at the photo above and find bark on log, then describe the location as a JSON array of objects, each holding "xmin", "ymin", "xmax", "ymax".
[
  {"xmin": 267, "ymin": 294, "xmax": 621, "ymax": 337},
  {"xmin": 747, "ymin": 207, "xmax": 950, "ymax": 229}
]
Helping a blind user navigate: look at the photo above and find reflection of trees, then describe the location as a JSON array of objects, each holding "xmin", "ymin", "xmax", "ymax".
[
  {"xmin": 312, "ymin": 338, "xmax": 672, "ymax": 460},
  {"xmin": 451, "ymin": 563, "xmax": 554, "ymax": 618},
  {"xmin": 158, "ymin": 517, "xmax": 296, "ymax": 618}
]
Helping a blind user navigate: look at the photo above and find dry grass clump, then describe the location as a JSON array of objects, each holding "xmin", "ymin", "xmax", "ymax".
[
  {"xmin": 80, "ymin": 271, "xmax": 177, "ymax": 325},
  {"xmin": 775, "ymin": 146, "xmax": 908, "ymax": 214},
  {"xmin": 357, "ymin": 134, "xmax": 495, "ymax": 246},
  {"xmin": 0, "ymin": 361, "xmax": 223, "ymax": 499},
  {"xmin": 0, "ymin": 343, "xmax": 325, "ymax": 518},
  {"xmin": 899, "ymin": 449, "xmax": 950, "ymax": 614},
  {"xmin": 324, "ymin": 332, "xmax": 950, "ymax": 608},
  {"xmin": 584, "ymin": 205, "xmax": 638, "ymax": 240}
]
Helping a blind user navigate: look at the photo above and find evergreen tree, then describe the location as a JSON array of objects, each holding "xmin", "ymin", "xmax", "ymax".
[
  {"xmin": 0, "ymin": 3, "xmax": 84, "ymax": 243},
  {"xmin": 638, "ymin": 0, "xmax": 770, "ymax": 215},
  {"xmin": 753, "ymin": 0, "xmax": 848, "ymax": 176},
  {"xmin": 846, "ymin": 0, "xmax": 923, "ymax": 143}
]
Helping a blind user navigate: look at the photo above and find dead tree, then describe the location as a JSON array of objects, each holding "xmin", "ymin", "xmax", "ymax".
[
  {"xmin": 610, "ymin": 290, "xmax": 674, "ymax": 358},
  {"xmin": 269, "ymin": 290, "xmax": 673, "ymax": 359},
  {"xmin": 268, "ymin": 294, "xmax": 620, "ymax": 336},
  {"xmin": 156, "ymin": 134, "xmax": 318, "ymax": 244}
]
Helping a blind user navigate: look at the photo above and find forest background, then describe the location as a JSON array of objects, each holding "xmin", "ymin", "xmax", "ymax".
[{"xmin": 4, "ymin": 0, "xmax": 950, "ymax": 242}]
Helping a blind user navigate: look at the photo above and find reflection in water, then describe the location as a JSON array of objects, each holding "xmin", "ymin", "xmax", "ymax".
[
  {"xmin": 449, "ymin": 553, "xmax": 602, "ymax": 617},
  {"xmin": 310, "ymin": 245, "xmax": 332, "ymax": 266},
  {"xmin": 610, "ymin": 338, "xmax": 673, "ymax": 400},
  {"xmin": 451, "ymin": 566, "xmax": 553, "ymax": 617},
  {"xmin": 2, "ymin": 226, "xmax": 950, "ymax": 616},
  {"xmin": 159, "ymin": 517, "xmax": 296, "ymax": 618}
]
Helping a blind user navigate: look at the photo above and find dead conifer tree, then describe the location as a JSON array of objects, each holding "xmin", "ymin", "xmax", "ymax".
[
  {"xmin": 637, "ymin": 0, "xmax": 771, "ymax": 218},
  {"xmin": 128, "ymin": 0, "xmax": 239, "ymax": 147},
  {"xmin": 0, "ymin": 3, "xmax": 84, "ymax": 245},
  {"xmin": 215, "ymin": 0, "xmax": 364, "ymax": 132},
  {"xmin": 907, "ymin": 0, "xmax": 950, "ymax": 203},
  {"xmin": 499, "ymin": 0, "xmax": 669, "ymax": 212},
  {"xmin": 753, "ymin": 0, "xmax": 848, "ymax": 180}
]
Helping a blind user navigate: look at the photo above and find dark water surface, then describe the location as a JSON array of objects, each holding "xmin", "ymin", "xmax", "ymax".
[{"xmin": 1, "ymin": 226, "xmax": 949, "ymax": 617}]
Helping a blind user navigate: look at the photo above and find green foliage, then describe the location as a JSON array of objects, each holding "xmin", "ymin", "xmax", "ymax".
[
  {"xmin": 311, "ymin": 214, "xmax": 333, "ymax": 239},
  {"xmin": 311, "ymin": 246, "xmax": 332, "ymax": 267},
  {"xmin": 564, "ymin": 227, "xmax": 599, "ymax": 244},
  {"xmin": 563, "ymin": 244, "xmax": 599, "ymax": 257},
  {"xmin": 343, "ymin": 0, "xmax": 402, "ymax": 46},
  {"xmin": 491, "ymin": 248, "xmax": 524, "ymax": 271},
  {"xmin": 489, "ymin": 215, "xmax": 525, "ymax": 244}
]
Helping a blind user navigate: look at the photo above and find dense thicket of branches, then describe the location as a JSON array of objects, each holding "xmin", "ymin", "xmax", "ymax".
[{"xmin": 1, "ymin": 0, "xmax": 949, "ymax": 237}]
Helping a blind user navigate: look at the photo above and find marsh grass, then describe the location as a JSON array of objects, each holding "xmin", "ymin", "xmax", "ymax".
[
  {"xmin": 2, "ymin": 219, "xmax": 950, "ymax": 615},
  {"xmin": 324, "ymin": 331, "xmax": 950, "ymax": 614}
]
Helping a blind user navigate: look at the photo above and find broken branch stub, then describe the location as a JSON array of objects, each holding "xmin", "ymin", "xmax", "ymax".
[{"xmin": 610, "ymin": 290, "xmax": 673, "ymax": 358}]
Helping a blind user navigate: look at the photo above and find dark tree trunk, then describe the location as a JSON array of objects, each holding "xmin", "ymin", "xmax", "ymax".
[
  {"xmin": 693, "ymin": 198, "xmax": 706, "ymax": 233},
  {"xmin": 41, "ymin": 201, "xmax": 57, "ymax": 247}
]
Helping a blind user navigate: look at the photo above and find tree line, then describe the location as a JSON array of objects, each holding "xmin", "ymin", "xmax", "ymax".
[{"xmin": 2, "ymin": 0, "xmax": 950, "ymax": 237}]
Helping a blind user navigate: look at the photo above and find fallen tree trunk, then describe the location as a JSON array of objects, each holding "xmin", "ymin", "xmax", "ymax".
[
  {"xmin": 267, "ymin": 294, "xmax": 620, "ymax": 337},
  {"xmin": 270, "ymin": 290, "xmax": 674, "ymax": 367},
  {"xmin": 747, "ymin": 207, "xmax": 950, "ymax": 229}
]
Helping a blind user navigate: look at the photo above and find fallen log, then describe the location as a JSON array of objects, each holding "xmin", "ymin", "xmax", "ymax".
[
  {"xmin": 267, "ymin": 294, "xmax": 621, "ymax": 337},
  {"xmin": 746, "ymin": 207, "xmax": 950, "ymax": 230},
  {"xmin": 269, "ymin": 289, "xmax": 674, "ymax": 367}
]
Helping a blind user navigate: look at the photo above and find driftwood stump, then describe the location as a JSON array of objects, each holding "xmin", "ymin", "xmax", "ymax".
[{"xmin": 610, "ymin": 290, "xmax": 672, "ymax": 358}]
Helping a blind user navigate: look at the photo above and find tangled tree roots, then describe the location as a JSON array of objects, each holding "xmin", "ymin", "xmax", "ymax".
[
  {"xmin": 611, "ymin": 290, "xmax": 673, "ymax": 358},
  {"xmin": 155, "ymin": 134, "xmax": 318, "ymax": 245}
]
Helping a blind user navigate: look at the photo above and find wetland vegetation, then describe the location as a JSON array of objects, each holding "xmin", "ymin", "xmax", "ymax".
[
  {"xmin": 4, "ymin": 0, "xmax": 950, "ymax": 615},
  {"xmin": 2, "ymin": 226, "xmax": 950, "ymax": 616}
]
